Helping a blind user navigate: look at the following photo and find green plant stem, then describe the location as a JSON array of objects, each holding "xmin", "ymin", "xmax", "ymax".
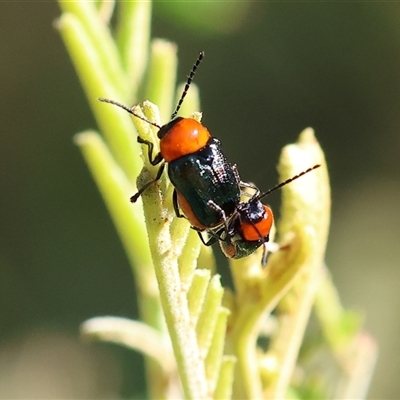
[
  {"xmin": 132, "ymin": 102, "xmax": 211, "ymax": 398},
  {"xmin": 142, "ymin": 207, "xmax": 210, "ymax": 399}
]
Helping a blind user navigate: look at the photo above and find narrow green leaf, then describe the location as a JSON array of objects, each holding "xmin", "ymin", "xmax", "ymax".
[
  {"xmin": 187, "ymin": 269, "xmax": 211, "ymax": 323},
  {"xmin": 144, "ymin": 40, "xmax": 178, "ymax": 122},
  {"xmin": 58, "ymin": 0, "xmax": 127, "ymax": 97},
  {"xmin": 196, "ymin": 275, "xmax": 224, "ymax": 359},
  {"xmin": 56, "ymin": 13, "xmax": 140, "ymax": 179},
  {"xmin": 116, "ymin": 1, "xmax": 151, "ymax": 99},
  {"xmin": 214, "ymin": 356, "xmax": 236, "ymax": 400},
  {"xmin": 205, "ymin": 307, "xmax": 230, "ymax": 392}
]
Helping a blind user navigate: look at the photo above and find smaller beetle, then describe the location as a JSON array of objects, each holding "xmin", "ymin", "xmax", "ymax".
[
  {"xmin": 208, "ymin": 165, "xmax": 320, "ymax": 265},
  {"xmin": 219, "ymin": 200, "xmax": 274, "ymax": 266}
]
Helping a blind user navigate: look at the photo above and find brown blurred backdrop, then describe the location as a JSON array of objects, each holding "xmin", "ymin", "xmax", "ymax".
[{"xmin": 0, "ymin": 2, "xmax": 399, "ymax": 398}]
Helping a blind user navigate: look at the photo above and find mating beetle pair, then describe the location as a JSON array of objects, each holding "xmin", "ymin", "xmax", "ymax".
[{"xmin": 100, "ymin": 52, "xmax": 319, "ymax": 265}]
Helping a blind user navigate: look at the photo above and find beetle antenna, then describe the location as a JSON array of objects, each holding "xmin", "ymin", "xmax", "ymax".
[
  {"xmin": 257, "ymin": 164, "xmax": 321, "ymax": 201},
  {"xmin": 170, "ymin": 51, "xmax": 205, "ymax": 120},
  {"xmin": 99, "ymin": 98, "xmax": 161, "ymax": 129}
]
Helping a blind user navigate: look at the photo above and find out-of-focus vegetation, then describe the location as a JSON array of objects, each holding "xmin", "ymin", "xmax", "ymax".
[{"xmin": 0, "ymin": 2, "xmax": 398, "ymax": 398}]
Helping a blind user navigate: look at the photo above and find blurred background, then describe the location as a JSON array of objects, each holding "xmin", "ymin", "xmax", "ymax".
[{"xmin": 1, "ymin": 2, "xmax": 399, "ymax": 398}]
